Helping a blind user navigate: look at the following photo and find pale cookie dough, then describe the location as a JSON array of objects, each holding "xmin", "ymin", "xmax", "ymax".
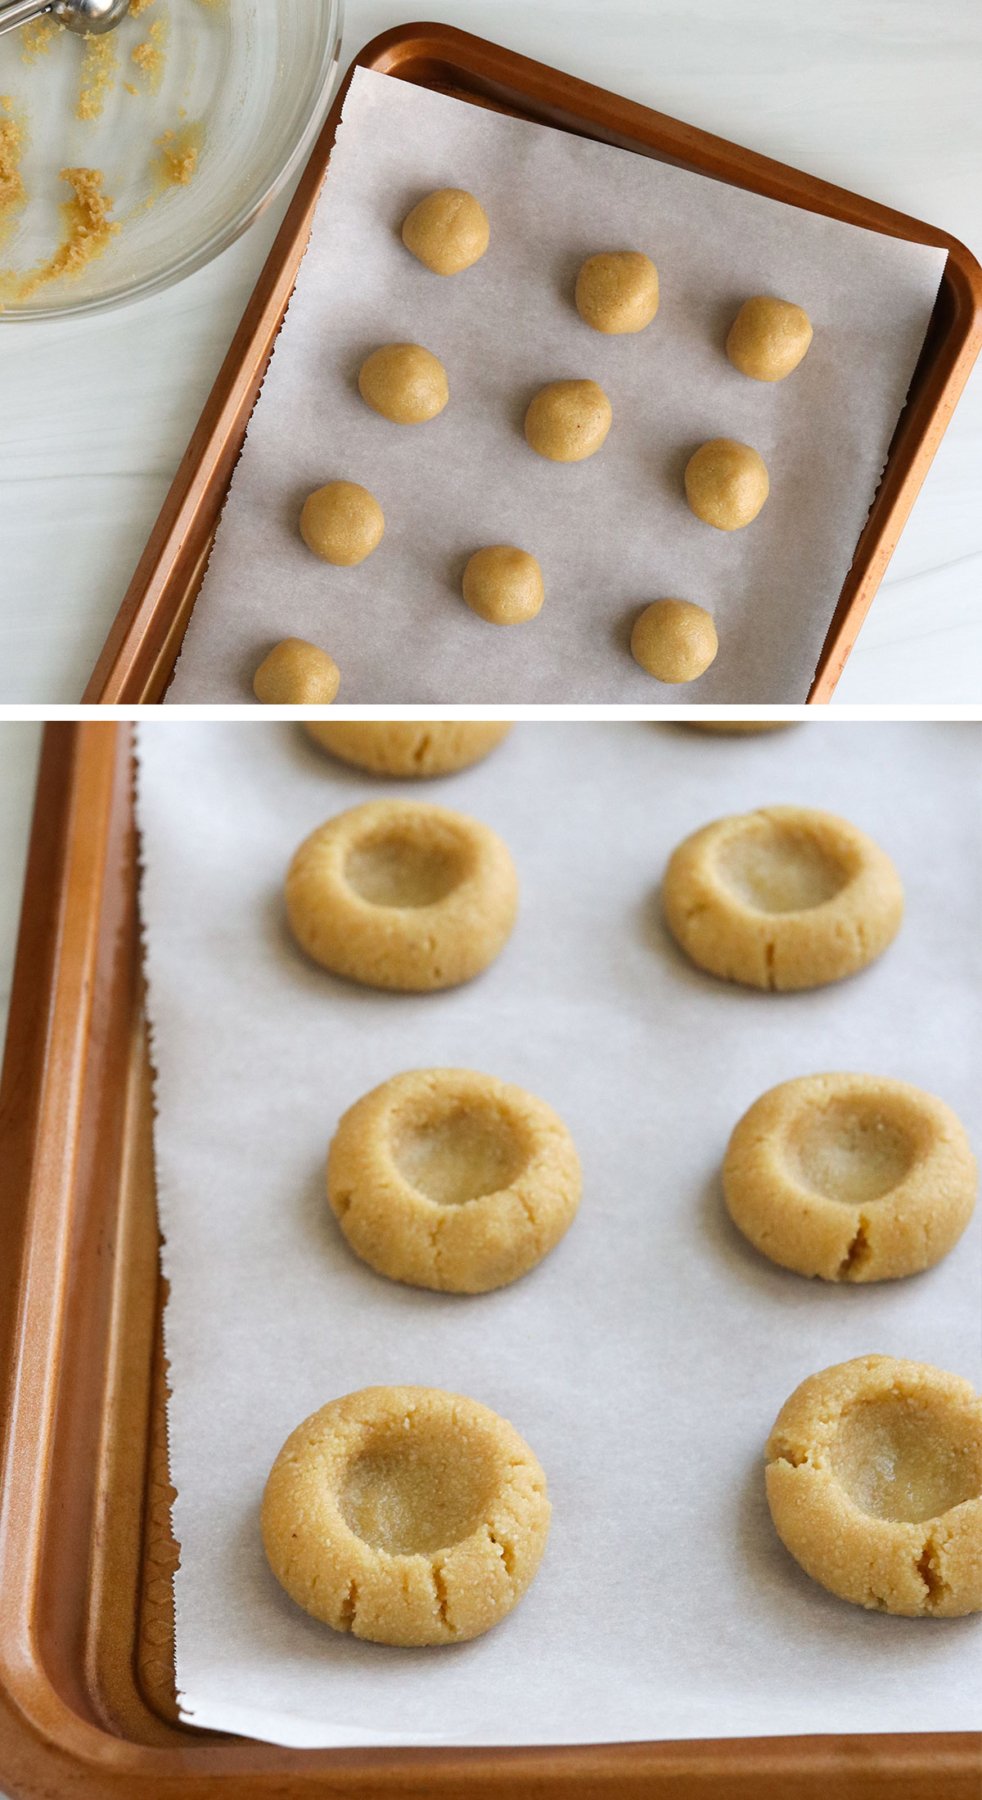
[
  {"xmin": 300, "ymin": 481, "xmax": 384, "ymax": 566},
  {"xmin": 462, "ymin": 546, "xmax": 544, "ymax": 626},
  {"xmin": 765, "ymin": 1357, "xmax": 982, "ymax": 1617},
  {"xmin": 524, "ymin": 379, "xmax": 612, "ymax": 462},
  {"xmin": 727, "ymin": 296, "xmax": 813, "ymax": 382},
  {"xmin": 631, "ymin": 600, "xmax": 718, "ymax": 683},
  {"xmin": 253, "ymin": 639, "xmax": 339, "ymax": 705},
  {"xmin": 286, "ymin": 800, "xmax": 518, "ymax": 991},
  {"xmin": 684, "ymin": 438, "xmax": 769, "ymax": 531},
  {"xmin": 358, "ymin": 343, "xmax": 449, "ymax": 424},
  {"xmin": 662, "ymin": 806, "xmax": 904, "ymax": 990},
  {"xmin": 304, "ymin": 721, "xmax": 512, "ymax": 777},
  {"xmin": 575, "ymin": 251, "xmax": 659, "ymax": 334},
  {"xmin": 724, "ymin": 1074, "xmax": 977, "ymax": 1281},
  {"xmin": 328, "ymin": 1068, "xmax": 581, "ymax": 1293},
  {"xmin": 262, "ymin": 1386, "xmax": 551, "ymax": 1645},
  {"xmin": 401, "ymin": 187, "xmax": 489, "ymax": 275}
]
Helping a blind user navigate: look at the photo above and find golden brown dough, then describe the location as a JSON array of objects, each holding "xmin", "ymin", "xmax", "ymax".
[
  {"xmin": 285, "ymin": 799, "xmax": 518, "ymax": 991},
  {"xmin": 262, "ymin": 1386, "xmax": 551, "ymax": 1645},
  {"xmin": 684, "ymin": 438, "xmax": 769, "ymax": 531},
  {"xmin": 724, "ymin": 1074, "xmax": 977, "ymax": 1280},
  {"xmin": 631, "ymin": 600, "xmax": 718, "ymax": 683},
  {"xmin": 328, "ymin": 1068, "xmax": 581, "ymax": 1293},
  {"xmin": 252, "ymin": 639, "xmax": 340, "ymax": 705},
  {"xmin": 524, "ymin": 379, "xmax": 612, "ymax": 462},
  {"xmin": 304, "ymin": 721, "xmax": 512, "ymax": 777},
  {"xmin": 766, "ymin": 1357, "xmax": 982, "ymax": 1617},
  {"xmin": 727, "ymin": 295, "xmax": 813, "ymax": 382},
  {"xmin": 662, "ymin": 805, "xmax": 904, "ymax": 990},
  {"xmin": 358, "ymin": 343, "xmax": 449, "ymax": 424},
  {"xmin": 575, "ymin": 251, "xmax": 659, "ymax": 334},
  {"xmin": 300, "ymin": 481, "xmax": 384, "ymax": 566},
  {"xmin": 462, "ymin": 546, "xmax": 544, "ymax": 625},
  {"xmin": 401, "ymin": 187, "xmax": 489, "ymax": 275}
]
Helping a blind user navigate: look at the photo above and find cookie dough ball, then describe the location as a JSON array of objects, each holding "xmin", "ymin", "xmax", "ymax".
[
  {"xmin": 286, "ymin": 799, "xmax": 518, "ymax": 991},
  {"xmin": 631, "ymin": 599, "xmax": 718, "ymax": 683},
  {"xmin": 252, "ymin": 639, "xmax": 340, "ymax": 705},
  {"xmin": 358, "ymin": 343, "xmax": 449, "ymax": 425},
  {"xmin": 575, "ymin": 251, "xmax": 659, "ymax": 334},
  {"xmin": 724, "ymin": 1074, "xmax": 977, "ymax": 1281},
  {"xmin": 304, "ymin": 721, "xmax": 512, "ymax": 778},
  {"xmin": 462, "ymin": 546, "xmax": 544, "ymax": 626},
  {"xmin": 662, "ymin": 805, "xmax": 904, "ymax": 991},
  {"xmin": 524, "ymin": 379, "xmax": 612, "ymax": 463},
  {"xmin": 727, "ymin": 295, "xmax": 813, "ymax": 383},
  {"xmin": 328, "ymin": 1068, "xmax": 581, "ymax": 1293},
  {"xmin": 300, "ymin": 480, "xmax": 384, "ymax": 566},
  {"xmin": 766, "ymin": 1357, "xmax": 982, "ymax": 1616},
  {"xmin": 684, "ymin": 439, "xmax": 769, "ymax": 531},
  {"xmin": 262, "ymin": 1386, "xmax": 551, "ymax": 1645},
  {"xmin": 401, "ymin": 187, "xmax": 490, "ymax": 275}
]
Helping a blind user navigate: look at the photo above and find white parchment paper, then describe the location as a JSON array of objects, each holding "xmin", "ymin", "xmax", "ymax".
[
  {"xmin": 167, "ymin": 69, "xmax": 946, "ymax": 705},
  {"xmin": 136, "ymin": 721, "xmax": 982, "ymax": 1748}
]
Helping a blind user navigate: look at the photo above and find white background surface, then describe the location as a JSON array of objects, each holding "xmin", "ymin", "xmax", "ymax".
[
  {"xmin": 0, "ymin": 0, "xmax": 981, "ymax": 703},
  {"xmin": 138, "ymin": 721, "xmax": 980, "ymax": 1749}
]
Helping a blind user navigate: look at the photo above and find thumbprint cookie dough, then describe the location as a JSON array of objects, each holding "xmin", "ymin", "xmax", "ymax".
[
  {"xmin": 262, "ymin": 1387, "xmax": 551, "ymax": 1646},
  {"xmin": 299, "ymin": 481, "xmax": 384, "ymax": 566},
  {"xmin": 401, "ymin": 187, "xmax": 490, "ymax": 274},
  {"xmin": 462, "ymin": 546, "xmax": 544, "ymax": 626},
  {"xmin": 328, "ymin": 1069, "xmax": 581, "ymax": 1293},
  {"xmin": 253, "ymin": 639, "xmax": 339, "ymax": 705},
  {"xmin": 685, "ymin": 438, "xmax": 769, "ymax": 531},
  {"xmin": 662, "ymin": 806, "xmax": 904, "ymax": 990},
  {"xmin": 765, "ymin": 1358, "xmax": 982, "ymax": 1617},
  {"xmin": 727, "ymin": 296, "xmax": 813, "ymax": 382},
  {"xmin": 286, "ymin": 800, "xmax": 518, "ymax": 991},
  {"xmin": 304, "ymin": 720, "xmax": 512, "ymax": 778},
  {"xmin": 358, "ymin": 343, "xmax": 449, "ymax": 424},
  {"xmin": 631, "ymin": 600, "xmax": 718, "ymax": 683},
  {"xmin": 724, "ymin": 1075, "xmax": 977, "ymax": 1281},
  {"xmin": 524, "ymin": 379, "xmax": 612, "ymax": 462},
  {"xmin": 575, "ymin": 251, "xmax": 659, "ymax": 334}
]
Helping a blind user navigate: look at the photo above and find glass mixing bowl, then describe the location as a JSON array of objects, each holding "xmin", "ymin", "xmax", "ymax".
[{"xmin": 0, "ymin": 0, "xmax": 343, "ymax": 319}]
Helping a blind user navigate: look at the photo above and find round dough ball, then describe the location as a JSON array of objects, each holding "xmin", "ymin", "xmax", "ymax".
[
  {"xmin": 575, "ymin": 251, "xmax": 659, "ymax": 334},
  {"xmin": 684, "ymin": 439, "xmax": 769, "ymax": 531},
  {"xmin": 401, "ymin": 187, "xmax": 490, "ymax": 275},
  {"xmin": 765, "ymin": 1357, "xmax": 982, "ymax": 1617},
  {"xmin": 662, "ymin": 805, "xmax": 904, "ymax": 991},
  {"xmin": 462, "ymin": 546, "xmax": 544, "ymax": 626},
  {"xmin": 631, "ymin": 599, "xmax": 718, "ymax": 683},
  {"xmin": 300, "ymin": 481, "xmax": 384, "ymax": 566},
  {"xmin": 252, "ymin": 639, "xmax": 340, "ymax": 705},
  {"xmin": 358, "ymin": 343, "xmax": 449, "ymax": 424},
  {"xmin": 262, "ymin": 1386, "xmax": 551, "ymax": 1645},
  {"xmin": 724, "ymin": 1074, "xmax": 977, "ymax": 1282},
  {"xmin": 727, "ymin": 295, "xmax": 813, "ymax": 382},
  {"xmin": 328, "ymin": 1068, "xmax": 581, "ymax": 1293},
  {"xmin": 524, "ymin": 379, "xmax": 612, "ymax": 463},
  {"xmin": 304, "ymin": 721, "xmax": 512, "ymax": 778},
  {"xmin": 285, "ymin": 799, "xmax": 518, "ymax": 991}
]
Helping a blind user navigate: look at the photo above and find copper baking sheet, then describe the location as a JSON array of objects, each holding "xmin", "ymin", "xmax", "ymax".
[
  {"xmin": 0, "ymin": 720, "xmax": 979, "ymax": 1799},
  {"xmin": 81, "ymin": 22, "xmax": 982, "ymax": 706}
]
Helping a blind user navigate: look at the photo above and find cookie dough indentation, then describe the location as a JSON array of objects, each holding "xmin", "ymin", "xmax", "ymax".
[
  {"xmin": 262, "ymin": 1386, "xmax": 552, "ymax": 1644},
  {"xmin": 328, "ymin": 1068, "xmax": 581, "ymax": 1292},
  {"xmin": 305, "ymin": 721, "xmax": 512, "ymax": 777},
  {"xmin": 723, "ymin": 1074, "xmax": 976, "ymax": 1281},
  {"xmin": 663, "ymin": 806, "xmax": 904, "ymax": 990},
  {"xmin": 765, "ymin": 1357, "xmax": 982, "ymax": 1616},
  {"xmin": 286, "ymin": 801, "xmax": 518, "ymax": 991}
]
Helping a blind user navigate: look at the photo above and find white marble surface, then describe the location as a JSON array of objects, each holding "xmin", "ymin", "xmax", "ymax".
[
  {"xmin": 0, "ymin": 0, "xmax": 980, "ymax": 704},
  {"xmin": 0, "ymin": 724, "xmax": 41, "ymax": 1059}
]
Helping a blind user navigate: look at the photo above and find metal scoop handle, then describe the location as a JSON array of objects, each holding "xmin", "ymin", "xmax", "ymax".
[{"xmin": 0, "ymin": 0, "xmax": 130, "ymax": 37}]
